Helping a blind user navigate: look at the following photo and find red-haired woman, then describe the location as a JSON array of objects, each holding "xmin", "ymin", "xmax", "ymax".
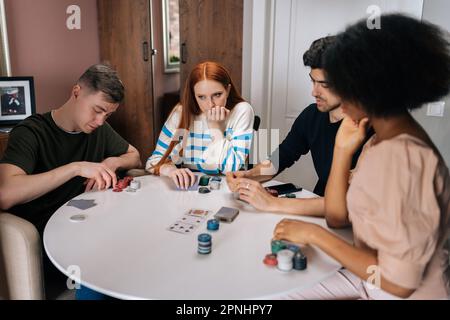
[{"xmin": 146, "ymin": 61, "xmax": 254, "ymax": 189}]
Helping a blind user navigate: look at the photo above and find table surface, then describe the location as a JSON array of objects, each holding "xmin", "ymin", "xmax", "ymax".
[{"xmin": 43, "ymin": 175, "xmax": 353, "ymax": 300}]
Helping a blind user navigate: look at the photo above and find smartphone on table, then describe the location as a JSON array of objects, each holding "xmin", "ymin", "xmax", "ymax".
[{"xmin": 265, "ymin": 183, "xmax": 302, "ymax": 196}]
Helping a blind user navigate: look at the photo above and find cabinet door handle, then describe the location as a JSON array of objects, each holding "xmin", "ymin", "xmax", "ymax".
[
  {"xmin": 143, "ymin": 41, "xmax": 149, "ymax": 62},
  {"xmin": 181, "ymin": 43, "xmax": 187, "ymax": 64}
]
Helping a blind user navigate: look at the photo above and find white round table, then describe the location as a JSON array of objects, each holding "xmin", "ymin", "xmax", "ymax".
[{"xmin": 43, "ymin": 175, "xmax": 353, "ymax": 300}]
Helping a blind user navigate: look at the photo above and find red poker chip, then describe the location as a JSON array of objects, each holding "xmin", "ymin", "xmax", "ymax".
[
  {"xmin": 113, "ymin": 188, "xmax": 123, "ymax": 192},
  {"xmin": 117, "ymin": 182, "xmax": 127, "ymax": 188},
  {"xmin": 263, "ymin": 254, "xmax": 278, "ymax": 266}
]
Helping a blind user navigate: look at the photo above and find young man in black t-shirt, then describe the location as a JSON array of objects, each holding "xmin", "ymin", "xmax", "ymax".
[
  {"xmin": 0, "ymin": 64, "xmax": 141, "ymax": 233},
  {"xmin": 227, "ymin": 37, "xmax": 371, "ymax": 217},
  {"xmin": 0, "ymin": 64, "xmax": 141, "ymax": 299}
]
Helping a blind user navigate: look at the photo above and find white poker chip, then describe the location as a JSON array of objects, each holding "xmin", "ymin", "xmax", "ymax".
[{"xmin": 70, "ymin": 214, "xmax": 86, "ymax": 222}]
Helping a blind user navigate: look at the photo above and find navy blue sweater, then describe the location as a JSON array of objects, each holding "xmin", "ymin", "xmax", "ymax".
[{"xmin": 270, "ymin": 104, "xmax": 369, "ymax": 196}]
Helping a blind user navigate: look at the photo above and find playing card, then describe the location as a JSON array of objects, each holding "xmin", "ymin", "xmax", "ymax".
[
  {"xmin": 187, "ymin": 209, "xmax": 210, "ymax": 218},
  {"xmin": 179, "ymin": 214, "xmax": 205, "ymax": 225},
  {"xmin": 67, "ymin": 199, "xmax": 97, "ymax": 210},
  {"xmin": 167, "ymin": 221, "xmax": 196, "ymax": 234}
]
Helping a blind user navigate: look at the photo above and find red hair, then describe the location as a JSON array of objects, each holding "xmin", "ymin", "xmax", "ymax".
[{"xmin": 152, "ymin": 61, "xmax": 245, "ymax": 175}]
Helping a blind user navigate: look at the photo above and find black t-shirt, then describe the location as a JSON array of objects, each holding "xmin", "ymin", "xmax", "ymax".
[
  {"xmin": 0, "ymin": 112, "xmax": 129, "ymax": 233},
  {"xmin": 270, "ymin": 104, "xmax": 371, "ymax": 196}
]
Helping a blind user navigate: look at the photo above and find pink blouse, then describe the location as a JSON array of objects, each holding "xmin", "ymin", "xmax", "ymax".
[{"xmin": 347, "ymin": 134, "xmax": 450, "ymax": 299}]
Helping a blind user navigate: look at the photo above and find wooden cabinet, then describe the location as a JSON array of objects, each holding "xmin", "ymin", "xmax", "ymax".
[
  {"xmin": 0, "ymin": 133, "xmax": 8, "ymax": 159},
  {"xmin": 179, "ymin": 0, "xmax": 244, "ymax": 91},
  {"xmin": 97, "ymin": 0, "xmax": 244, "ymax": 165},
  {"xmin": 97, "ymin": 0, "xmax": 155, "ymax": 165}
]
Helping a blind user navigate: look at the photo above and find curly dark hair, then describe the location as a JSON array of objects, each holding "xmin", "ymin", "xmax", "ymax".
[
  {"xmin": 322, "ymin": 14, "xmax": 450, "ymax": 117},
  {"xmin": 303, "ymin": 36, "xmax": 336, "ymax": 69}
]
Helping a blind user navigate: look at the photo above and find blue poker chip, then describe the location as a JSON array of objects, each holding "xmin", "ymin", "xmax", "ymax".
[
  {"xmin": 210, "ymin": 176, "xmax": 222, "ymax": 182},
  {"xmin": 198, "ymin": 233, "xmax": 212, "ymax": 242},
  {"xmin": 207, "ymin": 219, "xmax": 220, "ymax": 231},
  {"xmin": 198, "ymin": 242, "xmax": 212, "ymax": 248},
  {"xmin": 287, "ymin": 244, "xmax": 300, "ymax": 254},
  {"xmin": 293, "ymin": 252, "xmax": 307, "ymax": 270}
]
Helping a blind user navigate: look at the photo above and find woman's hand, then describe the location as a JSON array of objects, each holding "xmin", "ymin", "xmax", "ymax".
[
  {"xmin": 236, "ymin": 178, "xmax": 279, "ymax": 212},
  {"xmin": 206, "ymin": 106, "xmax": 231, "ymax": 138},
  {"xmin": 226, "ymin": 171, "xmax": 249, "ymax": 192},
  {"xmin": 273, "ymin": 218, "xmax": 320, "ymax": 246},
  {"xmin": 335, "ymin": 116, "xmax": 370, "ymax": 156},
  {"xmin": 160, "ymin": 165, "xmax": 196, "ymax": 189},
  {"xmin": 206, "ymin": 106, "xmax": 231, "ymax": 123}
]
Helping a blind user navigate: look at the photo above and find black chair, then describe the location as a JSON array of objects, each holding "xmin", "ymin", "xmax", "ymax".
[
  {"xmin": 253, "ymin": 115, "xmax": 261, "ymax": 132},
  {"xmin": 246, "ymin": 115, "xmax": 261, "ymax": 170}
]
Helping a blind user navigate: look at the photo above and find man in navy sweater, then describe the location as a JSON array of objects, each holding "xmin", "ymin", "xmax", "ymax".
[{"xmin": 227, "ymin": 36, "xmax": 371, "ymax": 217}]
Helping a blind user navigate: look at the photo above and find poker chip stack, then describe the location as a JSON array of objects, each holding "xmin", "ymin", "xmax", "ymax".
[
  {"xmin": 209, "ymin": 180, "xmax": 220, "ymax": 190},
  {"xmin": 198, "ymin": 187, "xmax": 211, "ymax": 194},
  {"xmin": 207, "ymin": 219, "xmax": 220, "ymax": 231},
  {"xmin": 198, "ymin": 233, "xmax": 212, "ymax": 255},
  {"xmin": 287, "ymin": 244, "xmax": 300, "ymax": 254},
  {"xmin": 113, "ymin": 176, "xmax": 133, "ymax": 192},
  {"xmin": 285, "ymin": 193, "xmax": 296, "ymax": 198},
  {"xmin": 266, "ymin": 240, "xmax": 307, "ymax": 271},
  {"xmin": 277, "ymin": 249, "xmax": 294, "ymax": 272},
  {"xmin": 209, "ymin": 176, "xmax": 222, "ymax": 190},
  {"xmin": 293, "ymin": 251, "xmax": 307, "ymax": 270},
  {"xmin": 199, "ymin": 175, "xmax": 211, "ymax": 187},
  {"xmin": 129, "ymin": 180, "xmax": 141, "ymax": 190},
  {"xmin": 263, "ymin": 254, "xmax": 278, "ymax": 267},
  {"xmin": 271, "ymin": 240, "xmax": 287, "ymax": 254}
]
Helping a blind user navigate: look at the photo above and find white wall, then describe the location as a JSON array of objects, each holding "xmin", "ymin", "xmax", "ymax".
[
  {"xmin": 243, "ymin": 0, "xmax": 426, "ymax": 190},
  {"xmin": 413, "ymin": 0, "xmax": 450, "ymax": 167}
]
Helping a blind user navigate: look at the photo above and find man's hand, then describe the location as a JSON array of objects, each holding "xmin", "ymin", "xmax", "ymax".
[{"xmin": 77, "ymin": 161, "xmax": 117, "ymax": 192}]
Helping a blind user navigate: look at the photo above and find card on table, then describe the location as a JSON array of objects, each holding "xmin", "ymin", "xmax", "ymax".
[
  {"xmin": 187, "ymin": 209, "xmax": 210, "ymax": 218},
  {"xmin": 66, "ymin": 199, "xmax": 97, "ymax": 210},
  {"xmin": 167, "ymin": 209, "xmax": 210, "ymax": 234},
  {"xmin": 180, "ymin": 214, "xmax": 205, "ymax": 225},
  {"xmin": 167, "ymin": 221, "xmax": 196, "ymax": 234}
]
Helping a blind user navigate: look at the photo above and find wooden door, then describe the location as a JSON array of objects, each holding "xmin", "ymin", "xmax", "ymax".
[
  {"xmin": 97, "ymin": 0, "xmax": 154, "ymax": 166},
  {"xmin": 179, "ymin": 0, "xmax": 243, "ymax": 92},
  {"xmin": 0, "ymin": 133, "xmax": 8, "ymax": 159}
]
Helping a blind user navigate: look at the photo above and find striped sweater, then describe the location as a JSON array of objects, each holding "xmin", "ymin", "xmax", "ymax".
[{"xmin": 146, "ymin": 102, "xmax": 255, "ymax": 175}]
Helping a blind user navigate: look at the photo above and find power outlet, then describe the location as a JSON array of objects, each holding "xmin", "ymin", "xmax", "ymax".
[{"xmin": 426, "ymin": 101, "xmax": 445, "ymax": 117}]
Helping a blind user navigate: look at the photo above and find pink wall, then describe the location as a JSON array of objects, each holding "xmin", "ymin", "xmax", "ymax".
[{"xmin": 5, "ymin": 0, "xmax": 100, "ymax": 114}]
